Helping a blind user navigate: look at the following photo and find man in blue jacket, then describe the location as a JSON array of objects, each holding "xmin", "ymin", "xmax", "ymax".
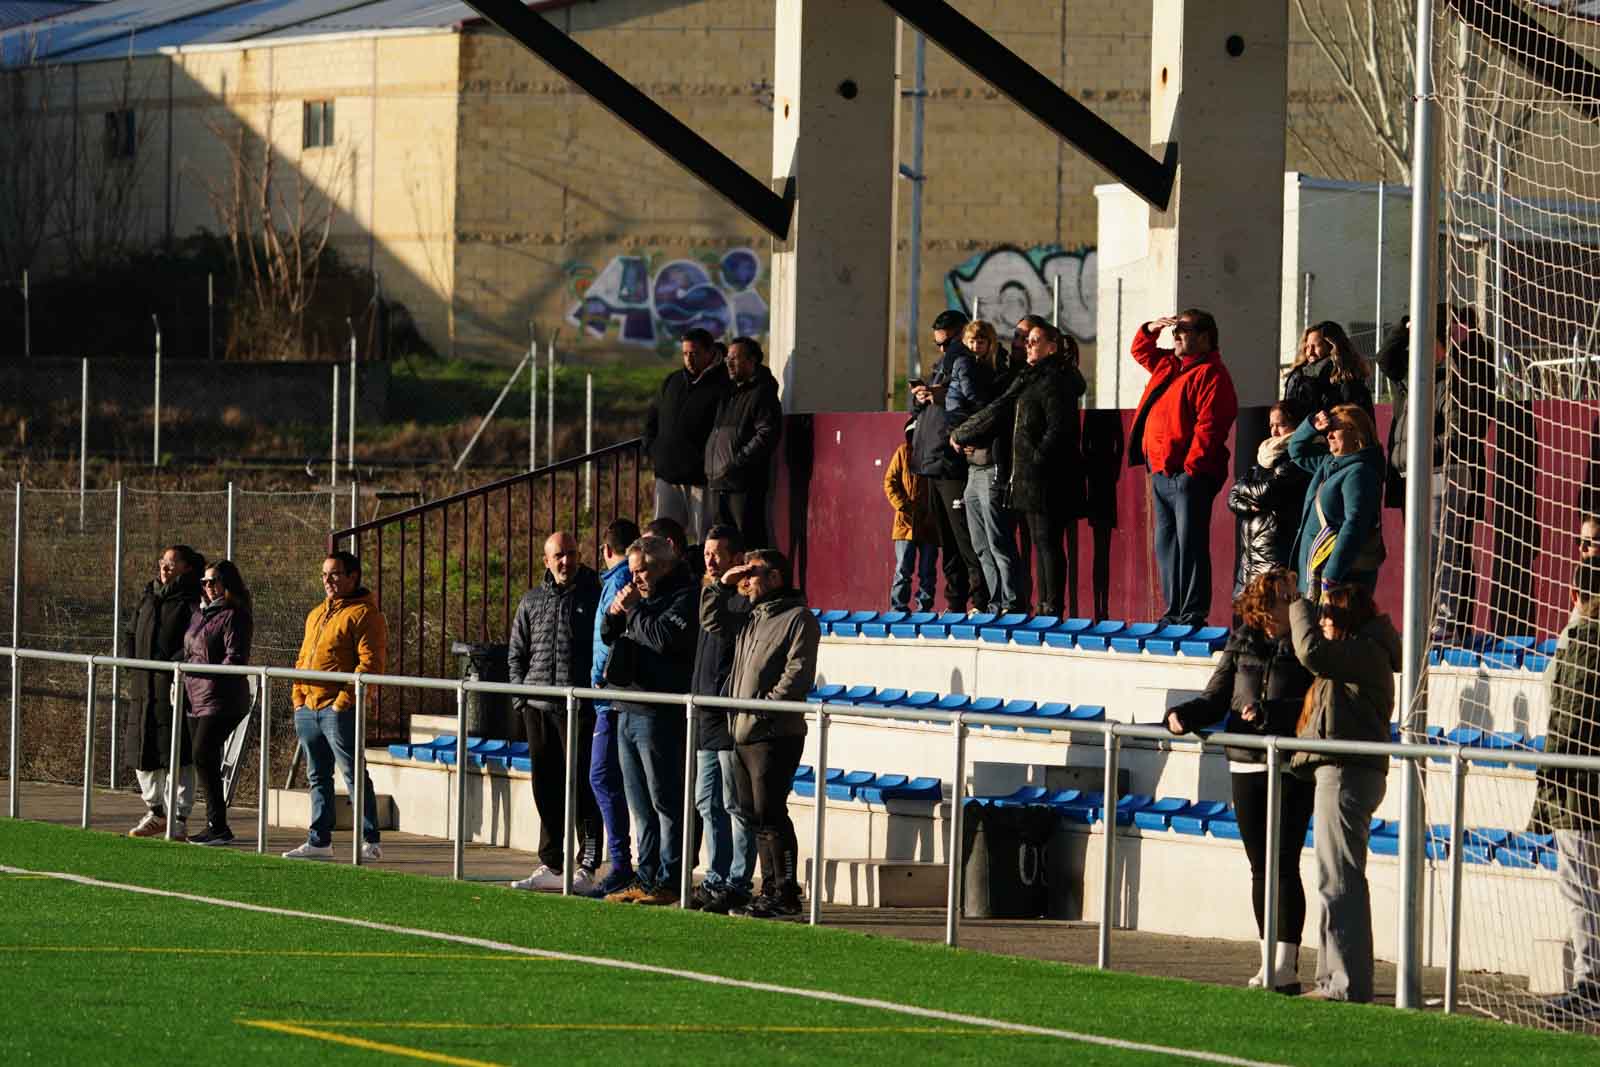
[{"xmin": 589, "ymin": 517, "xmax": 639, "ymax": 897}]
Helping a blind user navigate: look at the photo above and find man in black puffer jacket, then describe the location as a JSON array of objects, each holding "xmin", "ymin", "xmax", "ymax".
[
  {"xmin": 507, "ymin": 531, "xmax": 602, "ymax": 893},
  {"xmin": 125, "ymin": 544, "xmax": 204, "ymax": 840},
  {"xmin": 644, "ymin": 327, "xmax": 730, "ymax": 543},
  {"xmin": 705, "ymin": 337, "xmax": 782, "ymax": 549}
]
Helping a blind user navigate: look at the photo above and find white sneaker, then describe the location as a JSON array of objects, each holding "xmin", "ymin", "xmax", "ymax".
[
  {"xmin": 361, "ymin": 842, "xmax": 383, "ymax": 862},
  {"xmin": 570, "ymin": 867, "xmax": 599, "ymax": 894},
  {"xmin": 510, "ymin": 864, "xmax": 563, "ymax": 891},
  {"xmin": 282, "ymin": 841, "xmax": 334, "ymax": 860}
]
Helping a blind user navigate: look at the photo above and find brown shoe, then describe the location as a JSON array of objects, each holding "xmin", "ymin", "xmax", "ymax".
[
  {"xmin": 128, "ymin": 813, "xmax": 165, "ymax": 838},
  {"xmin": 635, "ymin": 886, "xmax": 680, "ymax": 907},
  {"xmin": 604, "ymin": 880, "xmax": 651, "ymax": 904}
]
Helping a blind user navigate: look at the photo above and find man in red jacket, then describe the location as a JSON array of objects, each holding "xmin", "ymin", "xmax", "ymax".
[{"xmin": 1129, "ymin": 309, "xmax": 1239, "ymax": 626}]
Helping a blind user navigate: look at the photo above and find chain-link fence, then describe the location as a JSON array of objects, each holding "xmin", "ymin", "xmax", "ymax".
[{"xmin": 4, "ymin": 483, "xmax": 408, "ymax": 808}]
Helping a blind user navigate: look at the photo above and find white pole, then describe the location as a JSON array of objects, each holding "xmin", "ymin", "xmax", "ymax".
[
  {"xmin": 9, "ymin": 484, "xmax": 21, "ymax": 817},
  {"xmin": 905, "ymin": 30, "xmax": 926, "ymax": 383},
  {"xmin": 108, "ymin": 481, "xmax": 124, "ymax": 789},
  {"xmin": 1375, "ymin": 181, "xmax": 1387, "ymax": 403},
  {"xmin": 151, "ymin": 315, "xmax": 161, "ymax": 468},
  {"xmin": 225, "ymin": 482, "xmax": 235, "ymax": 560},
  {"xmin": 1494, "ymin": 143, "xmax": 1505, "ymax": 386},
  {"xmin": 584, "ymin": 372, "xmax": 593, "ymax": 511},
  {"xmin": 21, "ymin": 269, "xmax": 29, "ymax": 359},
  {"xmin": 79, "ymin": 358, "xmax": 88, "ymax": 530},
  {"xmin": 1114, "ymin": 277, "xmax": 1124, "ymax": 407},
  {"xmin": 546, "ymin": 337, "xmax": 555, "ymax": 464},
  {"xmin": 330, "ymin": 365, "xmax": 340, "ymax": 492},
  {"xmin": 529, "ymin": 336, "xmax": 538, "ymax": 472},
  {"xmin": 207, "ymin": 273, "xmax": 214, "ymax": 360},
  {"xmin": 1052, "ymin": 275, "xmax": 1061, "ymax": 330},
  {"xmin": 1397, "ymin": 0, "xmax": 1442, "ymax": 1012},
  {"xmin": 347, "ymin": 319, "xmax": 357, "ymax": 472},
  {"xmin": 350, "ymin": 480, "xmax": 358, "ymax": 529},
  {"xmin": 1301, "ymin": 272, "xmax": 1314, "ymax": 334}
]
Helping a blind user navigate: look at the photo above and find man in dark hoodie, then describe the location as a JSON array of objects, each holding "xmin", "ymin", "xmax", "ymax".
[
  {"xmin": 600, "ymin": 534, "xmax": 699, "ymax": 905},
  {"xmin": 643, "ymin": 327, "xmax": 729, "ymax": 544},
  {"xmin": 688, "ymin": 523, "xmax": 757, "ymax": 914},
  {"xmin": 702, "ymin": 547, "xmax": 819, "ymax": 919},
  {"xmin": 705, "ymin": 337, "xmax": 782, "ymax": 549},
  {"xmin": 125, "ymin": 544, "xmax": 204, "ymax": 840},
  {"xmin": 506, "ymin": 531, "xmax": 603, "ymax": 894}
]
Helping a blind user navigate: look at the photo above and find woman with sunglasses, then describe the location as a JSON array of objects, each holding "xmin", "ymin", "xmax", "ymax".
[
  {"xmin": 181, "ymin": 560, "xmax": 255, "ymax": 845},
  {"xmin": 1288, "ymin": 582, "xmax": 1400, "ymax": 1002},
  {"xmin": 1289, "ymin": 403, "xmax": 1386, "ymax": 600}
]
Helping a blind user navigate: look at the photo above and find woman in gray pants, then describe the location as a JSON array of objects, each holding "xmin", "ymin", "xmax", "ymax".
[{"xmin": 1287, "ymin": 583, "xmax": 1401, "ymax": 1003}]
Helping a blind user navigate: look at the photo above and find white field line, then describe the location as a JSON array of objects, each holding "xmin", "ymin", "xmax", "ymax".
[{"xmin": 2, "ymin": 863, "xmax": 1290, "ymax": 1067}]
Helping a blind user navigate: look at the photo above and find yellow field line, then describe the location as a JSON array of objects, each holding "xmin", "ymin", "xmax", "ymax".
[
  {"xmin": 261, "ymin": 1020, "xmax": 999, "ymax": 1037},
  {"xmin": 0, "ymin": 946, "xmax": 545, "ymax": 962},
  {"xmin": 239, "ymin": 1020, "xmax": 508, "ymax": 1067}
]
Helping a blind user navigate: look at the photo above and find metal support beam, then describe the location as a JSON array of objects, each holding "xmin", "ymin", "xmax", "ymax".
[
  {"xmin": 876, "ymin": 0, "xmax": 1175, "ymax": 210},
  {"xmin": 458, "ymin": 0, "xmax": 796, "ymax": 238}
]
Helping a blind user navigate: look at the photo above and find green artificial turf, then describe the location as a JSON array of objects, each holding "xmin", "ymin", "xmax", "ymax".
[{"xmin": 0, "ymin": 819, "xmax": 1594, "ymax": 1065}]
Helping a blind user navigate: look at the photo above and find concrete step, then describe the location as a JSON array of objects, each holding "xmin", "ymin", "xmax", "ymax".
[
  {"xmin": 805, "ymin": 858, "xmax": 948, "ymax": 907},
  {"xmin": 268, "ymin": 788, "xmax": 398, "ymax": 831}
]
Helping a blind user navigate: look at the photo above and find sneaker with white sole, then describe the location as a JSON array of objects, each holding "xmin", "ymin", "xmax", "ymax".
[
  {"xmin": 570, "ymin": 867, "xmax": 599, "ymax": 894},
  {"xmin": 128, "ymin": 812, "xmax": 165, "ymax": 838},
  {"xmin": 360, "ymin": 842, "xmax": 383, "ymax": 862},
  {"xmin": 510, "ymin": 864, "xmax": 563, "ymax": 891},
  {"xmin": 283, "ymin": 841, "xmax": 334, "ymax": 860}
]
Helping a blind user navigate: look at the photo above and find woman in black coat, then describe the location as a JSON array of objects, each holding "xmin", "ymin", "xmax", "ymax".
[
  {"xmin": 953, "ymin": 321, "xmax": 1086, "ymax": 617},
  {"xmin": 1228, "ymin": 400, "xmax": 1311, "ymax": 596},
  {"xmin": 1283, "ymin": 321, "xmax": 1374, "ymax": 419},
  {"xmin": 125, "ymin": 544, "xmax": 204, "ymax": 840},
  {"xmin": 1164, "ymin": 567, "xmax": 1315, "ymax": 992}
]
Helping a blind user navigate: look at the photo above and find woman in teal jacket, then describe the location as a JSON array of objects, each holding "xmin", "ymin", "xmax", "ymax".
[{"xmin": 1288, "ymin": 403, "xmax": 1386, "ymax": 597}]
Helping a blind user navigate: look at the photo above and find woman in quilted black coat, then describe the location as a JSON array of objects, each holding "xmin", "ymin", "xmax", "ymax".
[{"xmin": 1228, "ymin": 400, "xmax": 1310, "ymax": 596}]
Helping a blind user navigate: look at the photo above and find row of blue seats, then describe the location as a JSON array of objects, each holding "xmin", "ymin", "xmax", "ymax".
[
  {"xmin": 791, "ymin": 766, "xmax": 942, "ymax": 803},
  {"xmin": 1389, "ymin": 723, "xmax": 1548, "ymax": 769},
  {"xmin": 811, "ymin": 610, "xmax": 1229, "ymax": 655},
  {"xmin": 1428, "ymin": 635, "xmax": 1557, "ymax": 673},
  {"xmin": 388, "ymin": 736, "xmax": 533, "ymax": 770},
  {"xmin": 807, "ymin": 683, "xmax": 1106, "ymax": 732},
  {"xmin": 966, "ymin": 786, "xmax": 1561, "ymax": 871}
]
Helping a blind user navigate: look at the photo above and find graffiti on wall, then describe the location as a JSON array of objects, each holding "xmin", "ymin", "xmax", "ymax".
[
  {"xmin": 944, "ymin": 244, "xmax": 1097, "ymax": 342},
  {"xmin": 565, "ymin": 248, "xmax": 769, "ymax": 350}
]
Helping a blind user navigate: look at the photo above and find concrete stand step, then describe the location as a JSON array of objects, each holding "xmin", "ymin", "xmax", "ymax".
[
  {"xmin": 268, "ymin": 788, "xmax": 398, "ymax": 831},
  {"xmin": 805, "ymin": 857, "xmax": 948, "ymax": 907}
]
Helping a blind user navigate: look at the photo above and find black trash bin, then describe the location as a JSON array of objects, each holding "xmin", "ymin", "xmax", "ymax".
[
  {"xmin": 960, "ymin": 801, "xmax": 1056, "ymax": 918},
  {"xmin": 452, "ymin": 641, "xmax": 519, "ymax": 740}
]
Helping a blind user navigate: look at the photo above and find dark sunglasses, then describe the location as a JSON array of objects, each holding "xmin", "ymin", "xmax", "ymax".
[{"xmin": 201, "ymin": 577, "xmax": 223, "ymax": 587}]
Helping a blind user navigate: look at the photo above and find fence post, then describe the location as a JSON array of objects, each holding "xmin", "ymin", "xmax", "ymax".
[
  {"xmin": 81, "ymin": 661, "xmax": 96, "ymax": 829},
  {"xmin": 79, "ymin": 358, "xmax": 88, "ymax": 530},
  {"xmin": 225, "ymin": 482, "xmax": 236, "ymax": 561},
  {"xmin": 529, "ymin": 340, "xmax": 538, "ymax": 472},
  {"xmin": 1262, "ymin": 736, "xmax": 1283, "ymax": 990},
  {"xmin": 1097, "ymin": 728, "xmax": 1121, "ymax": 969},
  {"xmin": 1374, "ymin": 180, "xmax": 1386, "ymax": 401},
  {"xmin": 561, "ymin": 688, "xmax": 579, "ymax": 896},
  {"xmin": 109, "ymin": 482, "xmax": 123, "ymax": 789},
  {"xmin": 10, "ymin": 483, "xmax": 22, "ymax": 817},
  {"xmin": 207, "ymin": 272, "xmax": 214, "ymax": 360},
  {"xmin": 350, "ymin": 481, "xmax": 358, "ymax": 531},
  {"xmin": 352, "ymin": 679, "xmax": 366, "ymax": 866},
  {"xmin": 21, "ymin": 269, "xmax": 29, "ymax": 358},
  {"xmin": 151, "ymin": 315, "xmax": 161, "ymax": 467},
  {"xmin": 330, "ymin": 365, "xmax": 340, "ymax": 494},
  {"xmin": 679, "ymin": 696, "xmax": 698, "ymax": 909},
  {"xmin": 584, "ymin": 373, "xmax": 594, "ymax": 512},
  {"xmin": 257, "ymin": 668, "xmax": 270, "ymax": 855},
  {"xmin": 943, "ymin": 712, "xmax": 966, "ymax": 947},
  {"xmin": 165, "ymin": 666, "xmax": 183, "ymax": 838},
  {"xmin": 1444, "ymin": 749, "xmax": 1468, "ymax": 1013},
  {"xmin": 348, "ymin": 320, "xmax": 357, "ymax": 472},
  {"xmin": 547, "ymin": 335, "xmax": 556, "ymax": 465},
  {"xmin": 809, "ymin": 706, "xmax": 829, "ymax": 926},
  {"xmin": 453, "ymin": 682, "xmax": 466, "ymax": 880}
]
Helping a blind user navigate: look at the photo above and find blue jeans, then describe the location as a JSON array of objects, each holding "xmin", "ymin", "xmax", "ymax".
[
  {"xmin": 589, "ymin": 706, "xmax": 632, "ymax": 872},
  {"xmin": 890, "ymin": 540, "xmax": 937, "ymax": 612},
  {"xmin": 616, "ymin": 709, "xmax": 686, "ymax": 891},
  {"xmin": 1150, "ymin": 471, "xmax": 1219, "ymax": 626},
  {"xmin": 963, "ymin": 465, "xmax": 1025, "ymax": 611},
  {"xmin": 293, "ymin": 707, "xmax": 380, "ymax": 847},
  {"xmin": 695, "ymin": 748, "xmax": 755, "ymax": 893}
]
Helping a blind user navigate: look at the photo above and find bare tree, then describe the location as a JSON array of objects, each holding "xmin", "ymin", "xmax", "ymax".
[
  {"xmin": 1291, "ymin": 0, "xmax": 1418, "ymax": 182},
  {"xmin": 0, "ymin": 49, "xmax": 71, "ymax": 278},
  {"xmin": 199, "ymin": 91, "xmax": 352, "ymax": 358},
  {"xmin": 57, "ymin": 58, "xmax": 159, "ymax": 271}
]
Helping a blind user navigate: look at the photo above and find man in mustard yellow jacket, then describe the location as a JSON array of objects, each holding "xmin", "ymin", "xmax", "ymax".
[{"xmin": 284, "ymin": 550, "xmax": 388, "ymax": 861}]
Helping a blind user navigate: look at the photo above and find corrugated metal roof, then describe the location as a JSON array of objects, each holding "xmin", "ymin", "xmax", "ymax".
[
  {"xmin": 0, "ymin": 0, "xmax": 577, "ymax": 65},
  {"xmin": 0, "ymin": 1, "xmax": 84, "ymax": 32}
]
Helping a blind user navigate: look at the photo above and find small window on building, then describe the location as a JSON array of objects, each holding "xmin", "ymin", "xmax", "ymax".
[
  {"xmin": 104, "ymin": 109, "xmax": 136, "ymax": 160},
  {"xmin": 302, "ymin": 99, "xmax": 334, "ymax": 149}
]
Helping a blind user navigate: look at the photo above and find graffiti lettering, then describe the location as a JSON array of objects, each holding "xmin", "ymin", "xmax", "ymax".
[
  {"xmin": 566, "ymin": 248, "xmax": 769, "ymax": 349},
  {"xmin": 944, "ymin": 245, "xmax": 1097, "ymax": 342}
]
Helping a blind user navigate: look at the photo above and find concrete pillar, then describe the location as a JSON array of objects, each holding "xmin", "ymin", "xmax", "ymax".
[
  {"xmin": 1095, "ymin": 2, "xmax": 1288, "ymax": 411},
  {"xmin": 770, "ymin": 0, "xmax": 897, "ymax": 413}
]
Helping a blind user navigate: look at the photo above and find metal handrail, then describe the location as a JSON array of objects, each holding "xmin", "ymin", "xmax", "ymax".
[{"xmin": 7, "ymin": 640, "xmax": 1596, "ymax": 1013}]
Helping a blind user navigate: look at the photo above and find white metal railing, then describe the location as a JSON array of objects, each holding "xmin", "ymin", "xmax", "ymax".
[{"xmin": 8, "ymin": 642, "xmax": 1600, "ymax": 1014}]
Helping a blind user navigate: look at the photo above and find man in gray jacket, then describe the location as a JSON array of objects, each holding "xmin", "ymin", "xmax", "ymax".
[{"xmin": 701, "ymin": 547, "xmax": 819, "ymax": 919}]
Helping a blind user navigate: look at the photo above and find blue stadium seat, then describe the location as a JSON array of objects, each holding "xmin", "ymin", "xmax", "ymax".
[
  {"xmin": 792, "ymin": 765, "xmax": 815, "ymax": 792},
  {"xmin": 411, "ymin": 735, "xmax": 459, "ymax": 763},
  {"xmin": 484, "ymin": 741, "xmax": 529, "ymax": 770},
  {"xmin": 1172, "ymin": 800, "xmax": 1229, "ymax": 836},
  {"xmin": 860, "ymin": 688, "xmax": 908, "ymax": 707},
  {"xmin": 1539, "ymin": 849, "xmax": 1560, "ymax": 871},
  {"xmin": 1046, "ymin": 788, "xmax": 1082, "ymax": 806},
  {"xmin": 1476, "ymin": 731, "xmax": 1525, "ymax": 769},
  {"xmin": 1075, "ymin": 620, "xmax": 1127, "ymax": 653},
  {"xmin": 1010, "ymin": 616, "xmax": 1061, "ymax": 646},
  {"xmin": 1466, "ymin": 828, "xmax": 1509, "ymax": 850},
  {"xmin": 807, "ymin": 684, "xmax": 846, "ymax": 703},
  {"xmin": 988, "ymin": 786, "xmax": 1049, "ymax": 807},
  {"xmin": 1111, "ymin": 794, "xmax": 1155, "ymax": 826},
  {"xmin": 1133, "ymin": 796, "xmax": 1190, "ymax": 831},
  {"xmin": 978, "ymin": 613, "xmax": 1031, "ymax": 643},
  {"xmin": 387, "ymin": 741, "xmax": 415, "ymax": 759},
  {"xmin": 990, "ymin": 698, "xmax": 1037, "ymax": 732},
  {"xmin": 816, "ymin": 610, "xmax": 850, "ymax": 631},
  {"xmin": 827, "ymin": 769, "xmax": 877, "ymax": 801},
  {"xmin": 1524, "ymin": 652, "xmax": 1551, "ymax": 673},
  {"xmin": 1180, "ymin": 626, "xmax": 1230, "ymax": 657},
  {"xmin": 1483, "ymin": 637, "xmax": 1528, "ymax": 671},
  {"xmin": 1042, "ymin": 617, "xmax": 1094, "ymax": 649},
  {"xmin": 1067, "ymin": 704, "xmax": 1107, "ymax": 722},
  {"xmin": 860, "ymin": 611, "xmax": 906, "ymax": 638},
  {"xmin": 872, "ymin": 775, "xmax": 941, "ymax": 803},
  {"xmin": 965, "ymin": 696, "xmax": 1005, "ymax": 717},
  {"xmin": 1536, "ymin": 637, "xmax": 1558, "ymax": 655},
  {"xmin": 1109, "ymin": 622, "xmax": 1162, "ymax": 655},
  {"xmin": 918, "ymin": 611, "xmax": 971, "ymax": 640},
  {"xmin": 1498, "ymin": 846, "xmax": 1539, "ymax": 869},
  {"xmin": 852, "ymin": 773, "xmax": 905, "ymax": 803},
  {"xmin": 829, "ymin": 610, "xmax": 880, "ymax": 637},
  {"xmin": 793, "ymin": 767, "xmax": 843, "ymax": 799},
  {"xmin": 934, "ymin": 694, "xmax": 972, "ymax": 712},
  {"xmin": 1025, "ymin": 701, "xmax": 1071, "ymax": 734},
  {"xmin": 1439, "ymin": 647, "xmax": 1483, "ymax": 668},
  {"xmin": 1144, "ymin": 623, "xmax": 1196, "ymax": 656},
  {"xmin": 888, "ymin": 611, "xmax": 937, "ymax": 638},
  {"xmin": 1053, "ymin": 790, "xmax": 1102, "ymax": 824},
  {"xmin": 950, "ymin": 612, "xmax": 1000, "ymax": 641},
  {"xmin": 894, "ymin": 690, "xmax": 940, "ymax": 709},
  {"xmin": 1208, "ymin": 809, "xmax": 1242, "ymax": 839},
  {"xmin": 834, "ymin": 684, "xmax": 877, "ymax": 705}
]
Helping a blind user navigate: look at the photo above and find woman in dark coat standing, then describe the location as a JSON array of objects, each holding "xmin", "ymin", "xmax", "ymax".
[
  {"xmin": 1289, "ymin": 404, "xmax": 1386, "ymax": 599},
  {"xmin": 125, "ymin": 544, "xmax": 204, "ymax": 840},
  {"xmin": 1283, "ymin": 321, "xmax": 1374, "ymax": 419},
  {"xmin": 1228, "ymin": 400, "xmax": 1311, "ymax": 596},
  {"xmin": 953, "ymin": 321, "xmax": 1086, "ymax": 617},
  {"xmin": 183, "ymin": 559, "xmax": 255, "ymax": 845},
  {"xmin": 1165, "ymin": 567, "xmax": 1314, "ymax": 991}
]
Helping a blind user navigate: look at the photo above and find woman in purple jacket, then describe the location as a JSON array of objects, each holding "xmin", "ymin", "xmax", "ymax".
[{"xmin": 183, "ymin": 560, "xmax": 254, "ymax": 845}]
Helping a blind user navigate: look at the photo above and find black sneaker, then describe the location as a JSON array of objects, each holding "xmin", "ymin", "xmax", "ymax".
[
  {"xmin": 743, "ymin": 884, "xmax": 803, "ymax": 920},
  {"xmin": 701, "ymin": 886, "xmax": 750, "ymax": 915},
  {"xmin": 189, "ymin": 826, "xmax": 234, "ymax": 847},
  {"xmin": 684, "ymin": 884, "xmax": 716, "ymax": 912},
  {"xmin": 729, "ymin": 890, "xmax": 774, "ymax": 918}
]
